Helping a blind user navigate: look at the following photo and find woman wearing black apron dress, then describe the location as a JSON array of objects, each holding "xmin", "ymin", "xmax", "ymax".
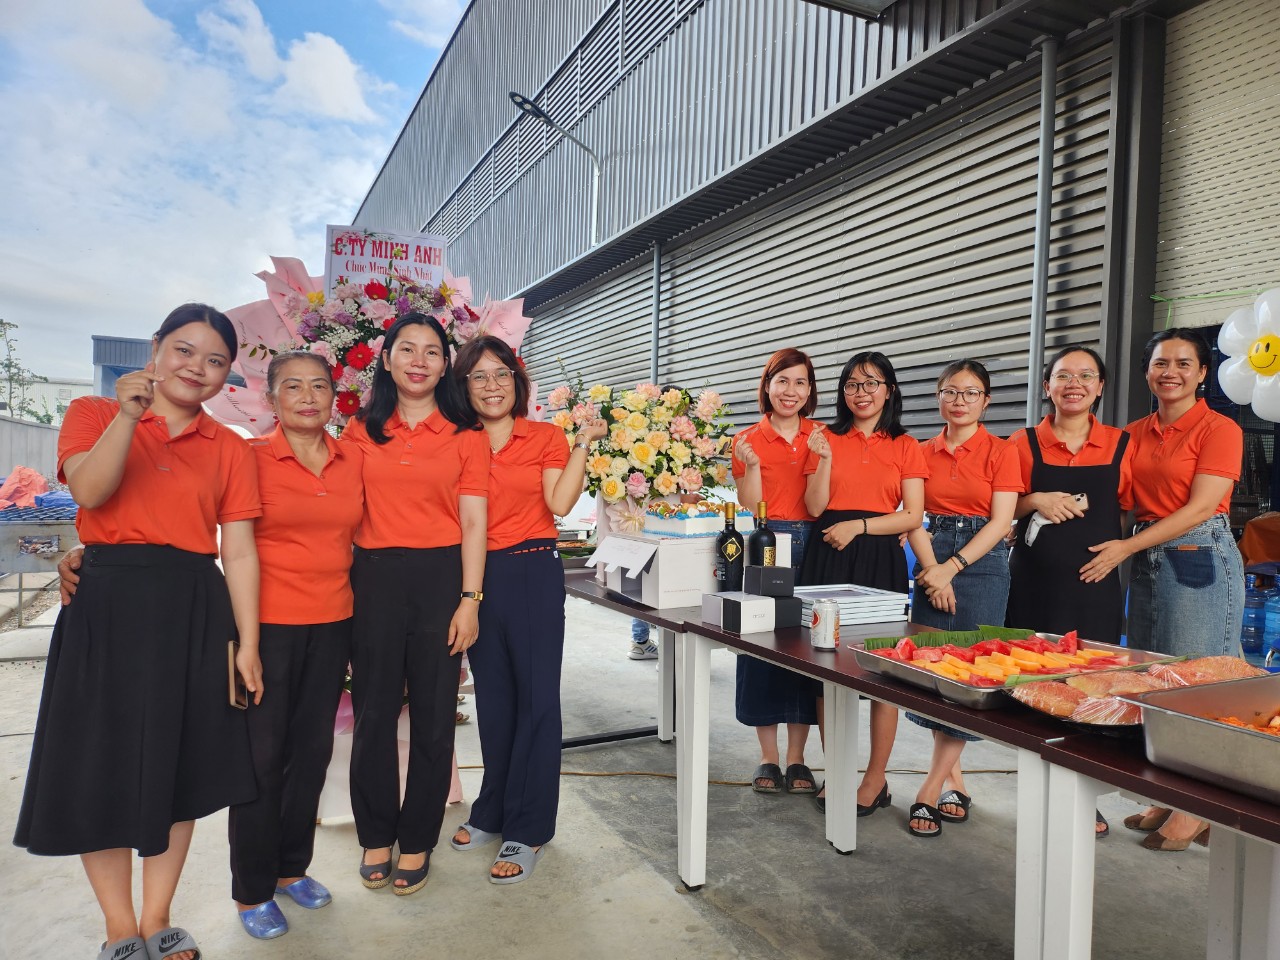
[
  {"xmin": 1006, "ymin": 346, "xmax": 1133, "ymax": 838},
  {"xmin": 1006, "ymin": 346, "xmax": 1133, "ymax": 646}
]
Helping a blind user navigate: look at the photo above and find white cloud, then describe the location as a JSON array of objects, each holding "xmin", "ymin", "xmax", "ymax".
[
  {"xmin": 0, "ymin": 0, "xmax": 395, "ymax": 380},
  {"xmin": 377, "ymin": 0, "xmax": 466, "ymax": 49}
]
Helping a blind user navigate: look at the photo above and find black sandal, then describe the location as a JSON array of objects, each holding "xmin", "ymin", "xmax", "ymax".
[
  {"xmin": 751, "ymin": 762, "xmax": 784, "ymax": 794},
  {"xmin": 937, "ymin": 789, "xmax": 972, "ymax": 823},
  {"xmin": 359, "ymin": 848, "xmax": 392, "ymax": 889},
  {"xmin": 392, "ymin": 852, "xmax": 431, "ymax": 896},
  {"xmin": 908, "ymin": 803, "xmax": 943, "ymax": 838},
  {"xmin": 1095, "ymin": 809, "xmax": 1110, "ymax": 839},
  {"xmin": 784, "ymin": 763, "xmax": 818, "ymax": 795}
]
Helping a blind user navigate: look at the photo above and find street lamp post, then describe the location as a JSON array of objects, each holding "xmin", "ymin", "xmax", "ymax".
[{"xmin": 509, "ymin": 91, "xmax": 602, "ymax": 247}]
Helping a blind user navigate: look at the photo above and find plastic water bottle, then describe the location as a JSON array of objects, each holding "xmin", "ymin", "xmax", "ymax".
[
  {"xmin": 1241, "ymin": 574, "xmax": 1266, "ymax": 665},
  {"xmin": 1263, "ymin": 587, "xmax": 1280, "ymax": 672}
]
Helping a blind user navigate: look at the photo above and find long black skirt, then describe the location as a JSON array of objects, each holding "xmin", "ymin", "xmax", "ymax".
[
  {"xmin": 14, "ymin": 544, "xmax": 256, "ymax": 857},
  {"xmin": 800, "ymin": 509, "xmax": 907, "ymax": 593}
]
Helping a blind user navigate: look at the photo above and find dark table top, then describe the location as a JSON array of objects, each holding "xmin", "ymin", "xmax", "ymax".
[
  {"xmin": 564, "ymin": 570, "xmax": 697, "ymax": 634},
  {"xmin": 1040, "ymin": 733, "xmax": 1280, "ymax": 845}
]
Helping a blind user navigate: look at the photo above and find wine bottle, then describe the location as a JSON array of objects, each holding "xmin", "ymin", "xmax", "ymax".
[
  {"xmin": 747, "ymin": 500, "xmax": 776, "ymax": 566},
  {"xmin": 715, "ymin": 502, "xmax": 746, "ymax": 590}
]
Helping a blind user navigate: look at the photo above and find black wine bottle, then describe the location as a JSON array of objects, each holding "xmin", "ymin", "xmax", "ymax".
[
  {"xmin": 715, "ymin": 502, "xmax": 745, "ymax": 590},
  {"xmin": 747, "ymin": 500, "xmax": 776, "ymax": 566}
]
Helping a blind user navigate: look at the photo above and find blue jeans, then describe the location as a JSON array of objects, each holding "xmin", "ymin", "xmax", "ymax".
[
  {"xmin": 769, "ymin": 519, "xmax": 811, "ymax": 571},
  {"xmin": 631, "ymin": 618, "xmax": 650, "ymax": 644},
  {"xmin": 1127, "ymin": 514, "xmax": 1244, "ymax": 658},
  {"xmin": 910, "ymin": 516, "xmax": 1010, "ymax": 632}
]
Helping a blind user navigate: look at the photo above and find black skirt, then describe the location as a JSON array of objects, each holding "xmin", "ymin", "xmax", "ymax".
[
  {"xmin": 14, "ymin": 544, "xmax": 256, "ymax": 857},
  {"xmin": 799, "ymin": 509, "xmax": 907, "ymax": 592}
]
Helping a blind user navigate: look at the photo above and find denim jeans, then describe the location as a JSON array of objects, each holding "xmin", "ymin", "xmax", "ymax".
[
  {"xmin": 910, "ymin": 516, "xmax": 1010, "ymax": 632},
  {"xmin": 1127, "ymin": 514, "xmax": 1244, "ymax": 658},
  {"xmin": 631, "ymin": 618, "xmax": 650, "ymax": 644}
]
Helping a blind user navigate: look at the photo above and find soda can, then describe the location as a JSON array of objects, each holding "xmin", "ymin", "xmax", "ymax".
[{"xmin": 810, "ymin": 598, "xmax": 840, "ymax": 650}]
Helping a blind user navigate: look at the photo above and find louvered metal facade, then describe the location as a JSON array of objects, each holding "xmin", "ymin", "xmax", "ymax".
[
  {"xmin": 1152, "ymin": 0, "xmax": 1280, "ymax": 330},
  {"xmin": 525, "ymin": 33, "xmax": 1117, "ymax": 439}
]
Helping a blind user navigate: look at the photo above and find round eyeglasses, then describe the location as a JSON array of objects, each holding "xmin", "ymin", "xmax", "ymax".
[
  {"xmin": 938, "ymin": 388, "xmax": 987, "ymax": 403},
  {"xmin": 842, "ymin": 379, "xmax": 883, "ymax": 395},
  {"xmin": 468, "ymin": 369, "xmax": 514, "ymax": 386}
]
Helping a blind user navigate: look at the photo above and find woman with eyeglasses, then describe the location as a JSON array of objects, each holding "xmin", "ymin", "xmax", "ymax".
[
  {"xmin": 448, "ymin": 336, "xmax": 606, "ymax": 883},
  {"xmin": 1083, "ymin": 329, "xmax": 1243, "ymax": 852},
  {"xmin": 1007, "ymin": 346, "xmax": 1134, "ymax": 648},
  {"xmin": 802, "ymin": 352, "xmax": 925, "ymax": 815},
  {"xmin": 342, "ymin": 313, "xmax": 489, "ymax": 896},
  {"xmin": 1007, "ymin": 346, "xmax": 1134, "ymax": 840},
  {"xmin": 901, "ymin": 360, "xmax": 1021, "ymax": 837}
]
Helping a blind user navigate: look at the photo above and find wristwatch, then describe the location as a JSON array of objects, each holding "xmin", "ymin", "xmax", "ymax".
[
  {"xmin": 573, "ymin": 439, "xmax": 591, "ymax": 451},
  {"xmin": 460, "ymin": 591, "xmax": 484, "ymax": 602}
]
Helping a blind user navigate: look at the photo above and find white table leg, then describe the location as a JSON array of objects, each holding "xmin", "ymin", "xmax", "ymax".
[
  {"xmin": 822, "ymin": 682, "xmax": 859, "ymax": 853},
  {"xmin": 657, "ymin": 627, "xmax": 675, "ymax": 742},
  {"xmin": 1042, "ymin": 764, "xmax": 1104, "ymax": 960},
  {"xmin": 675, "ymin": 630, "xmax": 713, "ymax": 889},
  {"xmin": 1014, "ymin": 747, "xmax": 1050, "ymax": 960},
  {"xmin": 1206, "ymin": 827, "xmax": 1280, "ymax": 960}
]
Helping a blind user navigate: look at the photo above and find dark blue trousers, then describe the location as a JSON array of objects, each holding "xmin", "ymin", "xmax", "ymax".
[{"xmin": 468, "ymin": 539, "xmax": 565, "ymax": 847}]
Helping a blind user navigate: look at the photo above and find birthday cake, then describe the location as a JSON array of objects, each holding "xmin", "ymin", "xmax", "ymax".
[{"xmin": 643, "ymin": 501, "xmax": 754, "ymax": 537}]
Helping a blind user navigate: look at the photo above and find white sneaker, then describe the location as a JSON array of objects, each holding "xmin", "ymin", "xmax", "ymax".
[{"xmin": 628, "ymin": 640, "xmax": 659, "ymax": 660}]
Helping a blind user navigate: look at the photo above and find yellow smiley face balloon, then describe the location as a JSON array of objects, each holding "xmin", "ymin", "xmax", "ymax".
[{"xmin": 1248, "ymin": 334, "xmax": 1280, "ymax": 375}]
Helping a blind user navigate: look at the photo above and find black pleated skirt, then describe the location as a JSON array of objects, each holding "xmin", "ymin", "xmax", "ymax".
[
  {"xmin": 14, "ymin": 544, "xmax": 256, "ymax": 857},
  {"xmin": 799, "ymin": 509, "xmax": 907, "ymax": 592}
]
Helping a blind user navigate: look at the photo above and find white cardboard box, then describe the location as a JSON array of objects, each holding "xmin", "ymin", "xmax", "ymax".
[
  {"xmin": 588, "ymin": 532, "xmax": 719, "ymax": 608},
  {"xmin": 701, "ymin": 591, "xmax": 776, "ymax": 634}
]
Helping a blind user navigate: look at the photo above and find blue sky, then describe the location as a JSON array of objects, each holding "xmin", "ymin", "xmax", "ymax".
[{"xmin": 0, "ymin": 0, "xmax": 465, "ymax": 380}]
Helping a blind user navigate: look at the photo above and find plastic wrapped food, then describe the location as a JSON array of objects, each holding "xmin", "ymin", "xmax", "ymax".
[
  {"xmin": 1069, "ymin": 696, "xmax": 1142, "ymax": 726},
  {"xmin": 1065, "ymin": 671, "xmax": 1166, "ymax": 698},
  {"xmin": 1010, "ymin": 680, "xmax": 1087, "ymax": 717},
  {"xmin": 1148, "ymin": 656, "xmax": 1267, "ymax": 687}
]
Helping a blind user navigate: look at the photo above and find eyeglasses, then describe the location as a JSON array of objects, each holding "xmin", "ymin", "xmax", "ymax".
[
  {"xmin": 1051, "ymin": 372, "xmax": 1100, "ymax": 385},
  {"xmin": 841, "ymin": 379, "xmax": 883, "ymax": 395},
  {"xmin": 467, "ymin": 369, "xmax": 514, "ymax": 386},
  {"xmin": 938, "ymin": 388, "xmax": 987, "ymax": 403}
]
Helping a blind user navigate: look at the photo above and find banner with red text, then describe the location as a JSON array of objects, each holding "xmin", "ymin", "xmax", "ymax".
[{"xmin": 324, "ymin": 225, "xmax": 447, "ymax": 299}]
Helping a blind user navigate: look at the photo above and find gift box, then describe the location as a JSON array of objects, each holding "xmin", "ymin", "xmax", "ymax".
[
  {"xmin": 772, "ymin": 595, "xmax": 804, "ymax": 628},
  {"xmin": 588, "ymin": 532, "xmax": 719, "ymax": 608},
  {"xmin": 744, "ymin": 564, "xmax": 794, "ymax": 597},
  {"xmin": 701, "ymin": 591, "xmax": 775, "ymax": 633}
]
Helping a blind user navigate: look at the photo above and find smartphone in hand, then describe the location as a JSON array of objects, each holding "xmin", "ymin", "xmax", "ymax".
[{"xmin": 228, "ymin": 640, "xmax": 249, "ymax": 710}]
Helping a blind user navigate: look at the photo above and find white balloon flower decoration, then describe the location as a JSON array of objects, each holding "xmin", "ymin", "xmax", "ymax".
[{"xmin": 1218, "ymin": 288, "xmax": 1280, "ymax": 422}]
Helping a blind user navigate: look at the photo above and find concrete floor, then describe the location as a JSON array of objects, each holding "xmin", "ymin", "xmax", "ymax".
[{"xmin": 0, "ymin": 594, "xmax": 1212, "ymax": 960}]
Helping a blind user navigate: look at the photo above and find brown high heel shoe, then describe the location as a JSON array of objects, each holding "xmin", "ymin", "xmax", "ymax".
[
  {"xmin": 1123, "ymin": 808, "xmax": 1172, "ymax": 832},
  {"xmin": 1141, "ymin": 821, "xmax": 1210, "ymax": 851}
]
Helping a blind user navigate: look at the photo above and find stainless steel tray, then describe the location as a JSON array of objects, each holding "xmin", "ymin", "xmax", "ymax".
[
  {"xmin": 851, "ymin": 635, "xmax": 1173, "ymax": 711},
  {"xmin": 1119, "ymin": 673, "xmax": 1280, "ymax": 805}
]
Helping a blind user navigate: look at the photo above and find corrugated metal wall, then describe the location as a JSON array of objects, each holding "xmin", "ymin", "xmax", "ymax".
[
  {"xmin": 1153, "ymin": 0, "xmax": 1280, "ymax": 329},
  {"xmin": 358, "ymin": 0, "xmax": 1022, "ymax": 297},
  {"xmin": 354, "ymin": 0, "xmax": 607, "ymax": 232},
  {"xmin": 526, "ymin": 33, "xmax": 1115, "ymax": 441}
]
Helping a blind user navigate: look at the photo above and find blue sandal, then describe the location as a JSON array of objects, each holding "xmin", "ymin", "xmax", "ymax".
[
  {"xmin": 359, "ymin": 849, "xmax": 392, "ymax": 889},
  {"xmin": 392, "ymin": 852, "xmax": 431, "ymax": 896}
]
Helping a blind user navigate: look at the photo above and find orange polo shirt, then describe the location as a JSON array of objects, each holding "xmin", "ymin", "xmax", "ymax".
[
  {"xmin": 731, "ymin": 415, "xmax": 818, "ymax": 522},
  {"xmin": 57, "ymin": 396, "xmax": 261, "ymax": 555},
  {"xmin": 341, "ymin": 409, "xmax": 489, "ymax": 548},
  {"xmin": 1009, "ymin": 415, "xmax": 1135, "ymax": 511},
  {"xmin": 487, "ymin": 418, "xmax": 569, "ymax": 550},
  {"xmin": 804, "ymin": 430, "xmax": 928, "ymax": 513},
  {"xmin": 250, "ymin": 428, "xmax": 364, "ymax": 624},
  {"xmin": 1126, "ymin": 399, "xmax": 1242, "ymax": 521},
  {"xmin": 919, "ymin": 425, "xmax": 1022, "ymax": 516}
]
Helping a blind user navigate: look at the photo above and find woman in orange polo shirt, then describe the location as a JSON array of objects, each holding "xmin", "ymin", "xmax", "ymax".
[
  {"xmin": 228, "ymin": 352, "xmax": 364, "ymax": 937},
  {"xmin": 1007, "ymin": 346, "xmax": 1134, "ymax": 648},
  {"xmin": 903, "ymin": 359, "xmax": 1021, "ymax": 838},
  {"xmin": 802, "ymin": 350, "xmax": 925, "ymax": 815},
  {"xmin": 16, "ymin": 304, "xmax": 261, "ymax": 960},
  {"xmin": 1083, "ymin": 328, "xmax": 1244, "ymax": 852},
  {"xmin": 447, "ymin": 336, "xmax": 606, "ymax": 883},
  {"xmin": 731, "ymin": 347, "xmax": 822, "ymax": 795},
  {"xmin": 342, "ymin": 314, "xmax": 489, "ymax": 895}
]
